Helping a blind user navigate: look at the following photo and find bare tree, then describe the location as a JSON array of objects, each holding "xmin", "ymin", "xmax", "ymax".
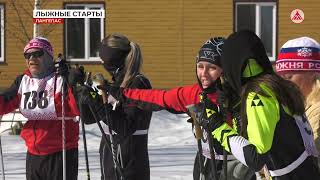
[{"xmin": 3, "ymin": 0, "xmax": 57, "ymax": 49}]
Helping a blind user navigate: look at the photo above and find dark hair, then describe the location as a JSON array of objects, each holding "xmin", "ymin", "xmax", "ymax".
[
  {"xmin": 102, "ymin": 33, "xmax": 143, "ymax": 88},
  {"xmin": 239, "ymin": 73, "xmax": 305, "ymax": 136}
]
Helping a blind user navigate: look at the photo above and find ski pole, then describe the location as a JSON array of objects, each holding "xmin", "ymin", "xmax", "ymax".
[
  {"xmin": 0, "ymin": 117, "xmax": 5, "ymax": 180},
  {"xmin": 61, "ymin": 75, "xmax": 67, "ymax": 180},
  {"xmin": 86, "ymin": 103, "xmax": 126, "ymax": 180},
  {"xmin": 223, "ymin": 150, "xmax": 227, "ymax": 180},
  {"xmin": 92, "ymin": 73, "xmax": 125, "ymax": 180},
  {"xmin": 0, "ymin": 137, "xmax": 4, "ymax": 180},
  {"xmin": 219, "ymin": 77, "xmax": 229, "ymax": 180},
  {"xmin": 206, "ymin": 128, "xmax": 219, "ymax": 180},
  {"xmin": 80, "ymin": 111, "xmax": 91, "ymax": 180},
  {"xmin": 189, "ymin": 112, "xmax": 205, "ymax": 179},
  {"xmin": 105, "ymin": 106, "xmax": 120, "ymax": 180},
  {"xmin": 197, "ymin": 143, "xmax": 205, "ymax": 180},
  {"xmin": 80, "ymin": 72, "xmax": 92, "ymax": 180},
  {"xmin": 201, "ymin": 93, "xmax": 219, "ymax": 180},
  {"xmin": 117, "ymin": 145, "xmax": 124, "ymax": 174},
  {"xmin": 57, "ymin": 54, "xmax": 67, "ymax": 180}
]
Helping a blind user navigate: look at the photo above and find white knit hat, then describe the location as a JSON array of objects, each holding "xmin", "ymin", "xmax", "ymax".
[{"xmin": 276, "ymin": 37, "xmax": 320, "ymax": 73}]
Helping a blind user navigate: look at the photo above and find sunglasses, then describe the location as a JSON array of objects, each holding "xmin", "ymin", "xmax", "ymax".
[{"xmin": 24, "ymin": 50, "xmax": 44, "ymax": 59}]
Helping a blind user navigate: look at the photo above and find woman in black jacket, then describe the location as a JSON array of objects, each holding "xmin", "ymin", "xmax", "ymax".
[{"xmin": 80, "ymin": 33, "xmax": 152, "ymax": 180}]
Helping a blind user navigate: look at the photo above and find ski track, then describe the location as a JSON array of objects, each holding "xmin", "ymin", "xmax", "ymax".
[{"xmin": 0, "ymin": 110, "xmax": 197, "ymax": 179}]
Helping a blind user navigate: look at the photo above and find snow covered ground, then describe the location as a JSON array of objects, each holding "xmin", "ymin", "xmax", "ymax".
[{"xmin": 0, "ymin": 110, "xmax": 197, "ymax": 180}]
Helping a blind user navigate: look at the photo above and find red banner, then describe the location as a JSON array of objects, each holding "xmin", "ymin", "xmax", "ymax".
[{"xmin": 33, "ymin": 18, "xmax": 64, "ymax": 24}]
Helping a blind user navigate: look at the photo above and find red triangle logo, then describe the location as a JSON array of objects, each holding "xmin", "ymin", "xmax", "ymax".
[{"xmin": 292, "ymin": 11, "xmax": 303, "ymax": 20}]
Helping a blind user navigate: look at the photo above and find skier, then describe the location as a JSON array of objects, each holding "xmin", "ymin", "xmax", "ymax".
[
  {"xmin": 0, "ymin": 37, "xmax": 84, "ymax": 180},
  {"xmin": 208, "ymin": 30, "xmax": 320, "ymax": 179},
  {"xmin": 90, "ymin": 37, "xmax": 255, "ymax": 179},
  {"xmin": 276, "ymin": 36, "xmax": 320, "ymax": 168},
  {"xmin": 79, "ymin": 33, "xmax": 152, "ymax": 180}
]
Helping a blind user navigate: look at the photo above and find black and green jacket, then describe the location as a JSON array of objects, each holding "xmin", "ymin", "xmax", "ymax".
[
  {"xmin": 218, "ymin": 30, "xmax": 320, "ymax": 179},
  {"xmin": 212, "ymin": 83, "xmax": 320, "ymax": 179}
]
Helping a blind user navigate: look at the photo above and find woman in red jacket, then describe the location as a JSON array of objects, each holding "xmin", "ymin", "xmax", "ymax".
[{"xmin": 0, "ymin": 37, "xmax": 81, "ymax": 180}]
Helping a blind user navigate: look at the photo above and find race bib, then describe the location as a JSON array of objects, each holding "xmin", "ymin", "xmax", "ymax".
[{"xmin": 18, "ymin": 74, "xmax": 62, "ymax": 120}]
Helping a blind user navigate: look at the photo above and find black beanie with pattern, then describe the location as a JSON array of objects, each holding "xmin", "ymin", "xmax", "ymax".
[{"xmin": 196, "ymin": 37, "xmax": 225, "ymax": 67}]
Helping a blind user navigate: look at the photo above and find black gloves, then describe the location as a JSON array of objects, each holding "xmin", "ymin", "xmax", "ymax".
[
  {"xmin": 77, "ymin": 85, "xmax": 101, "ymax": 105},
  {"xmin": 54, "ymin": 56, "xmax": 85, "ymax": 87},
  {"xmin": 55, "ymin": 57, "xmax": 69, "ymax": 78},
  {"xmin": 96, "ymin": 82, "xmax": 122, "ymax": 101},
  {"xmin": 68, "ymin": 67, "xmax": 85, "ymax": 86},
  {"xmin": 76, "ymin": 85, "xmax": 105, "ymax": 124},
  {"xmin": 95, "ymin": 80, "xmax": 111, "ymax": 93},
  {"xmin": 200, "ymin": 92, "xmax": 225, "ymax": 132}
]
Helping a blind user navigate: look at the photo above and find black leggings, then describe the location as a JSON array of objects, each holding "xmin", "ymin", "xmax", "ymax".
[{"xmin": 26, "ymin": 148, "xmax": 78, "ymax": 180}]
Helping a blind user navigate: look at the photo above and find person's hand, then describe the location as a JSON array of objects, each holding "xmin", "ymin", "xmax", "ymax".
[
  {"xmin": 201, "ymin": 94, "xmax": 238, "ymax": 152},
  {"xmin": 90, "ymin": 74, "xmax": 111, "ymax": 95},
  {"xmin": 76, "ymin": 85, "xmax": 105, "ymax": 123},
  {"xmin": 98, "ymin": 84, "xmax": 123, "ymax": 102},
  {"xmin": 76, "ymin": 85, "xmax": 100, "ymax": 105},
  {"xmin": 200, "ymin": 93, "xmax": 224, "ymax": 132},
  {"xmin": 68, "ymin": 66, "xmax": 85, "ymax": 86},
  {"xmin": 54, "ymin": 56, "xmax": 69, "ymax": 78},
  {"xmin": 95, "ymin": 80, "xmax": 111, "ymax": 93}
]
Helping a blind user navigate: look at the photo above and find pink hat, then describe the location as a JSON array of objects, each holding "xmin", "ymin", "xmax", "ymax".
[
  {"xmin": 24, "ymin": 37, "xmax": 53, "ymax": 58},
  {"xmin": 276, "ymin": 37, "xmax": 320, "ymax": 74}
]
